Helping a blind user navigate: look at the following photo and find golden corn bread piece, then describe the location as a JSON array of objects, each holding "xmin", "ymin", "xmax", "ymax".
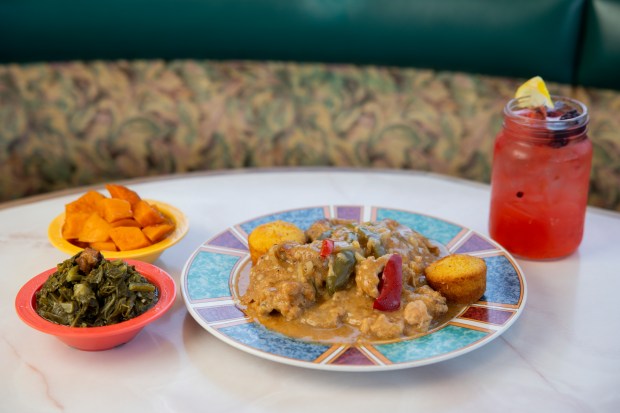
[
  {"xmin": 248, "ymin": 220, "xmax": 306, "ymax": 265},
  {"xmin": 424, "ymin": 254, "xmax": 487, "ymax": 304}
]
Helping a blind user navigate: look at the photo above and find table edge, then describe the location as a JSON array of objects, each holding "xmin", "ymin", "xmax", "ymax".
[{"xmin": 2, "ymin": 167, "xmax": 618, "ymax": 219}]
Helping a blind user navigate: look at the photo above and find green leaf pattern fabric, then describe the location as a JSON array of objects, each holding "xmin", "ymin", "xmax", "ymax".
[{"xmin": 0, "ymin": 60, "xmax": 618, "ymax": 211}]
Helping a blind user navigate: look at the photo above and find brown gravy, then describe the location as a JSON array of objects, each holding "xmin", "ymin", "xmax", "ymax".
[
  {"xmin": 236, "ymin": 261, "xmax": 465, "ymax": 344},
  {"xmin": 247, "ymin": 299, "xmax": 465, "ymax": 344}
]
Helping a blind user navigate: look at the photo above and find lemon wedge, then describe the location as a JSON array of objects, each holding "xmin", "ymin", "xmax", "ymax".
[{"xmin": 515, "ymin": 76, "xmax": 554, "ymax": 108}]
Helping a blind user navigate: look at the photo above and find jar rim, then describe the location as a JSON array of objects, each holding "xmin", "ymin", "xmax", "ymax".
[{"xmin": 504, "ymin": 95, "xmax": 589, "ymax": 129}]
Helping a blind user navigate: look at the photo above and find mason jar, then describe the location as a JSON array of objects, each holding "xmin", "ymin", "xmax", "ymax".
[{"xmin": 488, "ymin": 96, "xmax": 592, "ymax": 259}]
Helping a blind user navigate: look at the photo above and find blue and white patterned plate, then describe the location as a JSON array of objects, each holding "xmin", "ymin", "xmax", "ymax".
[{"xmin": 180, "ymin": 206, "xmax": 526, "ymax": 371}]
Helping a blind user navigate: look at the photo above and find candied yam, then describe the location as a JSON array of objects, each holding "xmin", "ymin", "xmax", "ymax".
[
  {"xmin": 81, "ymin": 190, "xmax": 106, "ymax": 205},
  {"xmin": 142, "ymin": 223, "xmax": 175, "ymax": 243},
  {"xmin": 89, "ymin": 241, "xmax": 118, "ymax": 252},
  {"xmin": 65, "ymin": 191, "xmax": 105, "ymax": 214},
  {"xmin": 65, "ymin": 200, "xmax": 87, "ymax": 215},
  {"xmin": 100, "ymin": 198, "xmax": 133, "ymax": 223},
  {"xmin": 110, "ymin": 218, "xmax": 141, "ymax": 228},
  {"xmin": 133, "ymin": 200, "xmax": 165, "ymax": 227},
  {"xmin": 106, "ymin": 184, "xmax": 141, "ymax": 206},
  {"xmin": 62, "ymin": 212, "xmax": 91, "ymax": 240},
  {"xmin": 78, "ymin": 213, "xmax": 112, "ymax": 243},
  {"xmin": 109, "ymin": 227, "xmax": 152, "ymax": 251},
  {"xmin": 94, "ymin": 197, "xmax": 106, "ymax": 216}
]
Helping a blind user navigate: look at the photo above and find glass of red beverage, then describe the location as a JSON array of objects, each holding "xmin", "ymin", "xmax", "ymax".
[{"xmin": 488, "ymin": 95, "xmax": 592, "ymax": 259}]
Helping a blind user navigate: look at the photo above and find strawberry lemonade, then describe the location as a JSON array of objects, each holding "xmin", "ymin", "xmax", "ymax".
[{"xmin": 489, "ymin": 77, "xmax": 592, "ymax": 259}]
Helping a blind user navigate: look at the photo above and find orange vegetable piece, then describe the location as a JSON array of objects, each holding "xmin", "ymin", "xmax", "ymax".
[
  {"xmin": 62, "ymin": 212, "xmax": 90, "ymax": 239},
  {"xmin": 133, "ymin": 200, "xmax": 165, "ymax": 227},
  {"xmin": 109, "ymin": 227, "xmax": 152, "ymax": 251},
  {"xmin": 89, "ymin": 241, "xmax": 118, "ymax": 252},
  {"xmin": 61, "ymin": 185, "xmax": 177, "ymax": 250},
  {"xmin": 100, "ymin": 198, "xmax": 133, "ymax": 223},
  {"xmin": 65, "ymin": 191, "xmax": 105, "ymax": 214},
  {"xmin": 94, "ymin": 197, "xmax": 106, "ymax": 216},
  {"xmin": 78, "ymin": 213, "xmax": 112, "ymax": 243},
  {"xmin": 110, "ymin": 218, "xmax": 141, "ymax": 228},
  {"xmin": 106, "ymin": 184, "xmax": 141, "ymax": 206},
  {"xmin": 142, "ymin": 223, "xmax": 175, "ymax": 243}
]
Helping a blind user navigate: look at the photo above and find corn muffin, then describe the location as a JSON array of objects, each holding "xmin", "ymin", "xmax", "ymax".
[
  {"xmin": 424, "ymin": 254, "xmax": 487, "ymax": 304},
  {"xmin": 248, "ymin": 220, "xmax": 306, "ymax": 264}
]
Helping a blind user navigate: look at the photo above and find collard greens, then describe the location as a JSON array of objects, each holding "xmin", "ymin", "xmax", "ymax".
[{"xmin": 36, "ymin": 248, "xmax": 159, "ymax": 327}]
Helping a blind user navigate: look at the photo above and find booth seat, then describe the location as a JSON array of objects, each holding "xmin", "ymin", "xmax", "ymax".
[{"xmin": 1, "ymin": 0, "xmax": 619, "ymax": 210}]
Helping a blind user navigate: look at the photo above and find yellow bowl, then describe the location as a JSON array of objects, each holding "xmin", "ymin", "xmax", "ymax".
[{"xmin": 48, "ymin": 200, "xmax": 189, "ymax": 263}]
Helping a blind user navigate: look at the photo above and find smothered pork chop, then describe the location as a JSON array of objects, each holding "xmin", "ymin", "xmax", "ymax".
[{"xmin": 241, "ymin": 218, "xmax": 457, "ymax": 342}]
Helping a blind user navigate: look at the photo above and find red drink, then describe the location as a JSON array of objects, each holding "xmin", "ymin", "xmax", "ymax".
[{"xmin": 489, "ymin": 96, "xmax": 592, "ymax": 259}]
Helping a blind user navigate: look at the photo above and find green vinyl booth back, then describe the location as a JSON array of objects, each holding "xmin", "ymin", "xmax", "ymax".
[
  {"xmin": 2, "ymin": 0, "xmax": 617, "ymax": 89},
  {"xmin": 578, "ymin": 0, "xmax": 620, "ymax": 89}
]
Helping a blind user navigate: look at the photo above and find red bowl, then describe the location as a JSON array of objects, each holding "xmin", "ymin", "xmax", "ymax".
[{"xmin": 15, "ymin": 259, "xmax": 176, "ymax": 351}]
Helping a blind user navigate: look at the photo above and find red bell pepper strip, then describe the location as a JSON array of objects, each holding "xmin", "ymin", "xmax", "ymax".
[
  {"xmin": 373, "ymin": 254, "xmax": 402, "ymax": 312},
  {"xmin": 320, "ymin": 239, "xmax": 334, "ymax": 258}
]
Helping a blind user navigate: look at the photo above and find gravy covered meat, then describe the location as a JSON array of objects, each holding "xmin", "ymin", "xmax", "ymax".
[{"xmin": 241, "ymin": 218, "xmax": 457, "ymax": 342}]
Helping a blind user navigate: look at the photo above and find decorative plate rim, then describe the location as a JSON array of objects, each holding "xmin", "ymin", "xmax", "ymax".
[{"xmin": 180, "ymin": 205, "xmax": 527, "ymax": 372}]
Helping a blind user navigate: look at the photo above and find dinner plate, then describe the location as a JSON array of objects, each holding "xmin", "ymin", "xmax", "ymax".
[{"xmin": 180, "ymin": 206, "xmax": 526, "ymax": 371}]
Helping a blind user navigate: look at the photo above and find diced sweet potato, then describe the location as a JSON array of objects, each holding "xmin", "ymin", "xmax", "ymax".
[
  {"xmin": 61, "ymin": 185, "xmax": 177, "ymax": 249},
  {"xmin": 106, "ymin": 184, "xmax": 141, "ymax": 206},
  {"xmin": 82, "ymin": 190, "xmax": 106, "ymax": 206},
  {"xmin": 78, "ymin": 213, "xmax": 112, "ymax": 243},
  {"xmin": 100, "ymin": 198, "xmax": 133, "ymax": 223},
  {"xmin": 62, "ymin": 212, "xmax": 91, "ymax": 239},
  {"xmin": 110, "ymin": 218, "xmax": 141, "ymax": 228},
  {"xmin": 142, "ymin": 223, "xmax": 175, "ymax": 243},
  {"xmin": 65, "ymin": 190, "xmax": 105, "ymax": 214},
  {"xmin": 95, "ymin": 197, "xmax": 106, "ymax": 216},
  {"xmin": 133, "ymin": 200, "xmax": 165, "ymax": 227},
  {"xmin": 109, "ymin": 227, "xmax": 152, "ymax": 251},
  {"xmin": 89, "ymin": 241, "xmax": 118, "ymax": 252}
]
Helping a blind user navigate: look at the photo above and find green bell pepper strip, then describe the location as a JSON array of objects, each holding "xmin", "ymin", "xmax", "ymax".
[
  {"xmin": 316, "ymin": 230, "xmax": 333, "ymax": 240},
  {"xmin": 356, "ymin": 226, "xmax": 386, "ymax": 258},
  {"xmin": 373, "ymin": 254, "xmax": 402, "ymax": 311},
  {"xmin": 326, "ymin": 250, "xmax": 356, "ymax": 294}
]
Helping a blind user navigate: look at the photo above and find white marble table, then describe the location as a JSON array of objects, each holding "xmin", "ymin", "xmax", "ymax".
[{"xmin": 1, "ymin": 168, "xmax": 618, "ymax": 413}]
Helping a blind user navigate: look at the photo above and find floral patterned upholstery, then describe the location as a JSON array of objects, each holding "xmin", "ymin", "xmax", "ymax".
[{"xmin": 1, "ymin": 60, "xmax": 618, "ymax": 211}]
